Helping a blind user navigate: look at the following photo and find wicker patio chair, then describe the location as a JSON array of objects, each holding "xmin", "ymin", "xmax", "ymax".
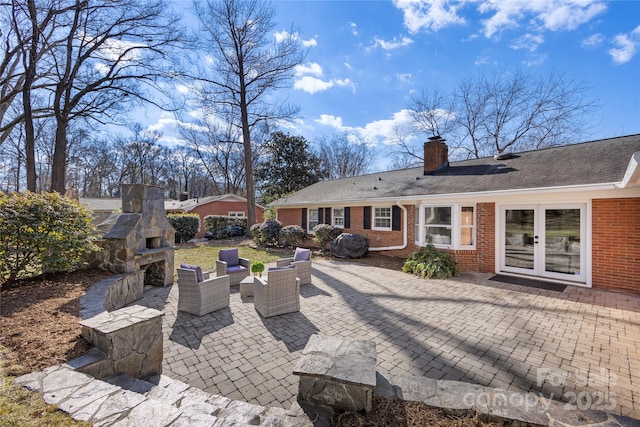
[
  {"xmin": 216, "ymin": 248, "xmax": 250, "ymax": 285},
  {"xmin": 276, "ymin": 247, "xmax": 312, "ymax": 285},
  {"xmin": 177, "ymin": 267, "xmax": 230, "ymax": 316},
  {"xmin": 254, "ymin": 266, "xmax": 300, "ymax": 318}
]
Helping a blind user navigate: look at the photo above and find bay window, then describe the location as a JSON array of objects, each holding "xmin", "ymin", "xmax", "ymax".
[{"xmin": 420, "ymin": 204, "xmax": 475, "ymax": 248}]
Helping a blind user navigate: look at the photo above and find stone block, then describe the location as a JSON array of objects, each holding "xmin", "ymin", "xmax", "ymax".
[
  {"xmin": 79, "ymin": 305, "xmax": 164, "ymax": 379},
  {"xmin": 293, "ymin": 335, "xmax": 376, "ymax": 413}
]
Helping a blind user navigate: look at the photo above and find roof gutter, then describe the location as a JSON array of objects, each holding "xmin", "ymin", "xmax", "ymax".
[
  {"xmin": 369, "ymin": 201, "xmax": 407, "ymax": 252},
  {"xmin": 616, "ymin": 152, "xmax": 640, "ymax": 188}
]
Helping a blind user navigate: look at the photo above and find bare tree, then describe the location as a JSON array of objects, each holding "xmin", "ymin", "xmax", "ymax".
[
  {"xmin": 179, "ymin": 118, "xmax": 247, "ymax": 195},
  {"xmin": 455, "ymin": 67, "xmax": 598, "ymax": 158},
  {"xmin": 32, "ymin": 0, "xmax": 185, "ymax": 193},
  {"xmin": 193, "ymin": 0, "xmax": 305, "ymax": 226},
  {"xmin": 404, "ymin": 67, "xmax": 599, "ymax": 162},
  {"xmin": 316, "ymin": 133, "xmax": 372, "ymax": 179}
]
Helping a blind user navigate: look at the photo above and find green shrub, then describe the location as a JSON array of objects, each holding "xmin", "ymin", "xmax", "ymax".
[
  {"xmin": 279, "ymin": 225, "xmax": 306, "ymax": 248},
  {"xmin": 167, "ymin": 213, "xmax": 200, "ymax": 243},
  {"xmin": 203, "ymin": 215, "xmax": 247, "ymax": 239},
  {"xmin": 251, "ymin": 261, "xmax": 265, "ymax": 275},
  {"xmin": 312, "ymin": 224, "xmax": 341, "ymax": 254},
  {"xmin": 402, "ymin": 244, "xmax": 458, "ymax": 279},
  {"xmin": 250, "ymin": 223, "xmax": 264, "ymax": 245},
  {"xmin": 259, "ymin": 219, "xmax": 282, "ymax": 246},
  {"xmin": 0, "ymin": 192, "xmax": 99, "ymax": 285}
]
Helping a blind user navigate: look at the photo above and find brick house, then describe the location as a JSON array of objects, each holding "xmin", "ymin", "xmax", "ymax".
[
  {"xmin": 271, "ymin": 135, "xmax": 640, "ymax": 294},
  {"xmin": 165, "ymin": 194, "xmax": 265, "ymax": 238}
]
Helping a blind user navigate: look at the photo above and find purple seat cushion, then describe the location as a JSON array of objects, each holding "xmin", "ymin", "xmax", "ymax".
[
  {"xmin": 219, "ymin": 248, "xmax": 240, "ymax": 266},
  {"xmin": 293, "ymin": 247, "xmax": 311, "ymax": 262},
  {"xmin": 181, "ymin": 263, "xmax": 204, "ymax": 282},
  {"xmin": 226, "ymin": 265, "xmax": 247, "ymax": 273}
]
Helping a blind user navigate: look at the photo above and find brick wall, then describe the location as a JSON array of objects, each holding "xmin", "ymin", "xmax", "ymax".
[
  {"xmin": 278, "ymin": 205, "xmax": 414, "ymax": 256},
  {"xmin": 476, "ymin": 202, "xmax": 495, "ymax": 273},
  {"xmin": 592, "ymin": 198, "xmax": 640, "ymax": 293}
]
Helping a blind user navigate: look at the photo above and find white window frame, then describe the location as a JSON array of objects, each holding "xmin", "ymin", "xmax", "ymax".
[
  {"xmin": 333, "ymin": 207, "xmax": 344, "ymax": 228},
  {"xmin": 418, "ymin": 204, "xmax": 476, "ymax": 249},
  {"xmin": 372, "ymin": 206, "xmax": 392, "ymax": 231},
  {"xmin": 228, "ymin": 211, "xmax": 245, "ymax": 217},
  {"xmin": 308, "ymin": 208, "xmax": 319, "ymax": 233}
]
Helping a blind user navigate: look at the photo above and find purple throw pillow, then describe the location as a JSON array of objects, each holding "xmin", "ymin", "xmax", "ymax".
[
  {"xmin": 181, "ymin": 263, "xmax": 204, "ymax": 282},
  {"xmin": 293, "ymin": 247, "xmax": 311, "ymax": 262}
]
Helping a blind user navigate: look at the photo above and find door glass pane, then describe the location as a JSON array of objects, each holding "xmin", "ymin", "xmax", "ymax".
[
  {"xmin": 545, "ymin": 209, "xmax": 581, "ymax": 275},
  {"xmin": 505, "ymin": 209, "xmax": 535, "ymax": 270}
]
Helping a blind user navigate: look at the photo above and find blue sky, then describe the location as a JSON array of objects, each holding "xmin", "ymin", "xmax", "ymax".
[{"xmin": 147, "ymin": 0, "xmax": 640, "ymax": 168}]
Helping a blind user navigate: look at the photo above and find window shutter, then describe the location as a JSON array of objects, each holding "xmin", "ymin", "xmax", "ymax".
[
  {"xmin": 318, "ymin": 208, "xmax": 323, "ymax": 224},
  {"xmin": 325, "ymin": 207, "xmax": 331, "ymax": 224},
  {"xmin": 392, "ymin": 205, "xmax": 402, "ymax": 231},
  {"xmin": 344, "ymin": 207, "xmax": 350, "ymax": 229},
  {"xmin": 302, "ymin": 208, "xmax": 307, "ymax": 230},
  {"xmin": 363, "ymin": 206, "xmax": 371, "ymax": 229}
]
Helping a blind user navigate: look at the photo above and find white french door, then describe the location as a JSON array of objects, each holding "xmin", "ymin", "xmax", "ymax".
[{"xmin": 500, "ymin": 204, "xmax": 586, "ymax": 283}]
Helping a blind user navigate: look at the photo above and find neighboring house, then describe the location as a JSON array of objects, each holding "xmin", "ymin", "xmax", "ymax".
[
  {"xmin": 165, "ymin": 194, "xmax": 264, "ymax": 238},
  {"xmin": 82, "ymin": 193, "xmax": 264, "ymax": 238},
  {"xmin": 271, "ymin": 135, "xmax": 640, "ymax": 294}
]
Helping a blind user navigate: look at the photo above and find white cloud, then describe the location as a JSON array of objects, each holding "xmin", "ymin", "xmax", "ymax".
[
  {"xmin": 295, "ymin": 62, "xmax": 323, "ymax": 77},
  {"xmin": 479, "ymin": 0, "xmax": 607, "ymax": 38},
  {"xmin": 397, "ymin": 73, "xmax": 412, "ymax": 83},
  {"xmin": 344, "ymin": 62, "xmax": 352, "ymax": 70},
  {"xmin": 393, "ymin": 0, "xmax": 466, "ymax": 34},
  {"xmin": 294, "ymin": 76, "xmax": 334, "ymax": 94},
  {"xmin": 510, "ymin": 33, "xmax": 544, "ymax": 52},
  {"xmin": 609, "ymin": 25, "xmax": 640, "ymax": 64},
  {"xmin": 275, "ymin": 29, "xmax": 298, "ymax": 43},
  {"xmin": 349, "ymin": 21, "xmax": 359, "ymax": 36},
  {"xmin": 314, "ymin": 109, "xmax": 415, "ymax": 145},
  {"xmin": 373, "ymin": 35, "xmax": 414, "ymax": 50},
  {"xmin": 316, "ymin": 114, "xmax": 344, "ymax": 128},
  {"xmin": 303, "ymin": 37, "xmax": 318, "ymax": 47},
  {"xmin": 294, "ymin": 63, "xmax": 355, "ymax": 94},
  {"xmin": 581, "ymin": 33, "xmax": 605, "ymax": 49}
]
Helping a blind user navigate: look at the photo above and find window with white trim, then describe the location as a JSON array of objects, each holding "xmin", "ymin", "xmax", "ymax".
[
  {"xmin": 373, "ymin": 207, "xmax": 392, "ymax": 230},
  {"xmin": 425, "ymin": 206, "xmax": 452, "ymax": 245},
  {"xmin": 228, "ymin": 211, "xmax": 245, "ymax": 217},
  {"xmin": 333, "ymin": 208, "xmax": 344, "ymax": 227},
  {"xmin": 308, "ymin": 208, "xmax": 319, "ymax": 233},
  {"xmin": 420, "ymin": 204, "xmax": 475, "ymax": 248}
]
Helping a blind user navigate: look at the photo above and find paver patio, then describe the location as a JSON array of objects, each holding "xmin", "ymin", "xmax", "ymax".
[{"xmin": 135, "ymin": 259, "xmax": 640, "ymax": 419}]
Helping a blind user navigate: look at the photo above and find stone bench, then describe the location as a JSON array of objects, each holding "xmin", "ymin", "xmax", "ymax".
[
  {"xmin": 79, "ymin": 305, "xmax": 164, "ymax": 380},
  {"xmin": 293, "ymin": 334, "xmax": 376, "ymax": 412}
]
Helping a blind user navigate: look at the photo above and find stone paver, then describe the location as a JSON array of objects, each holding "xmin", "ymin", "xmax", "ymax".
[{"xmin": 130, "ymin": 259, "xmax": 640, "ymax": 419}]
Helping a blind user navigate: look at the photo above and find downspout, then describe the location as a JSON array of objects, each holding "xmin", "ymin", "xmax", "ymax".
[{"xmin": 369, "ymin": 201, "xmax": 408, "ymax": 251}]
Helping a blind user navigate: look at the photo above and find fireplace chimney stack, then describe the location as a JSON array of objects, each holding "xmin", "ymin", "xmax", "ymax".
[{"xmin": 423, "ymin": 135, "xmax": 448, "ymax": 175}]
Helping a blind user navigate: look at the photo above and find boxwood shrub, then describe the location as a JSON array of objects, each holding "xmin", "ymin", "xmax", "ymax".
[
  {"xmin": 402, "ymin": 244, "xmax": 458, "ymax": 279},
  {"xmin": 167, "ymin": 213, "xmax": 200, "ymax": 243}
]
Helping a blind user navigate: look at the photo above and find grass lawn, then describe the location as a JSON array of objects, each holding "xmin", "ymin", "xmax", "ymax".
[{"xmin": 173, "ymin": 240, "xmax": 287, "ymax": 275}]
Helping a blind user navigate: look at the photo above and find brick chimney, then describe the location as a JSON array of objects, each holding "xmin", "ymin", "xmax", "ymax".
[
  {"xmin": 423, "ymin": 135, "xmax": 449, "ymax": 175},
  {"xmin": 179, "ymin": 192, "xmax": 189, "ymax": 202}
]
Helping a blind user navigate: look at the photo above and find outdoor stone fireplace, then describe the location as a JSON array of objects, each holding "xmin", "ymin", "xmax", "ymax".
[{"xmin": 97, "ymin": 184, "xmax": 175, "ymax": 288}]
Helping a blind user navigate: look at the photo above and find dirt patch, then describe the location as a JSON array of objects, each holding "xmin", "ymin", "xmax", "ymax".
[{"xmin": 0, "ymin": 269, "xmax": 113, "ymax": 376}]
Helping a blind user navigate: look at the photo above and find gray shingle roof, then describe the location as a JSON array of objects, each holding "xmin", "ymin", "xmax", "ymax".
[{"xmin": 272, "ymin": 134, "xmax": 640, "ymax": 206}]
